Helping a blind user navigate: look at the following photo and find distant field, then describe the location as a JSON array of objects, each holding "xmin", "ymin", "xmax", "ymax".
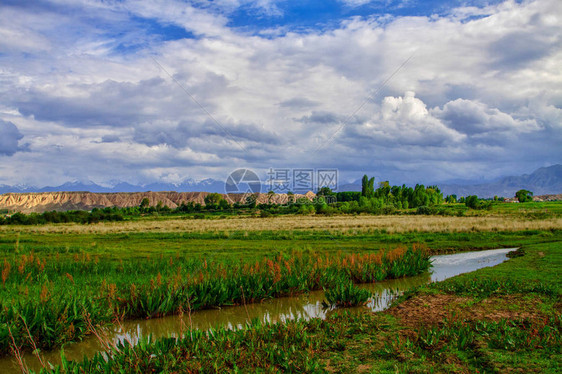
[
  {"xmin": 0, "ymin": 215, "xmax": 560, "ymax": 262},
  {"xmin": 477, "ymin": 200, "xmax": 562, "ymax": 215},
  {"xmin": 1, "ymin": 213, "xmax": 561, "ymax": 235}
]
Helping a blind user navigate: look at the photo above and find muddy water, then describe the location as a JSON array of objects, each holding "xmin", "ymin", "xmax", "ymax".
[{"xmin": 4, "ymin": 248, "xmax": 516, "ymax": 373}]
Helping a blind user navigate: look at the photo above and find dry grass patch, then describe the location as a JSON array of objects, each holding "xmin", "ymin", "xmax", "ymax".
[{"xmin": 1, "ymin": 215, "xmax": 560, "ymax": 235}]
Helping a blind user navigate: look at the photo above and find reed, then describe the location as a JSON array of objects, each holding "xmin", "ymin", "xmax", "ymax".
[
  {"xmin": 39, "ymin": 318, "xmax": 326, "ymax": 373},
  {"xmin": 322, "ymin": 281, "xmax": 371, "ymax": 308},
  {"xmin": 0, "ymin": 245, "xmax": 431, "ymax": 353}
]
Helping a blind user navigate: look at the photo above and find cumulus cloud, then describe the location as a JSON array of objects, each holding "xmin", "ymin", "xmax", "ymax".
[
  {"xmin": 348, "ymin": 92, "xmax": 465, "ymax": 147},
  {"xmin": 0, "ymin": 120, "xmax": 24, "ymax": 156}
]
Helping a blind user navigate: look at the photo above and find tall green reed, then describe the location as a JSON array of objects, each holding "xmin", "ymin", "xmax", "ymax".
[{"xmin": 1, "ymin": 244, "xmax": 431, "ymax": 353}]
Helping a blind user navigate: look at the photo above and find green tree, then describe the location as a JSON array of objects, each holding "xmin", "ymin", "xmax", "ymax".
[
  {"xmin": 379, "ymin": 181, "xmax": 390, "ymax": 188},
  {"xmin": 287, "ymin": 191, "xmax": 295, "ymax": 204},
  {"xmin": 515, "ymin": 189, "xmax": 533, "ymax": 203},
  {"xmin": 445, "ymin": 194, "xmax": 457, "ymax": 203},
  {"xmin": 361, "ymin": 175, "xmax": 375, "ymax": 198},
  {"xmin": 245, "ymin": 194, "xmax": 257, "ymax": 208},
  {"xmin": 335, "ymin": 191, "xmax": 361, "ymax": 202},
  {"xmin": 204, "ymin": 193, "xmax": 223, "ymax": 206},
  {"xmin": 377, "ymin": 181, "xmax": 391, "ymax": 199},
  {"xmin": 267, "ymin": 190, "xmax": 275, "ymax": 204},
  {"xmin": 140, "ymin": 198, "xmax": 150, "ymax": 209},
  {"xmin": 426, "ymin": 185, "xmax": 443, "ymax": 205},
  {"xmin": 317, "ymin": 187, "xmax": 334, "ymax": 197},
  {"xmin": 218, "ymin": 199, "xmax": 231, "ymax": 210},
  {"xmin": 465, "ymin": 195, "xmax": 479, "ymax": 209}
]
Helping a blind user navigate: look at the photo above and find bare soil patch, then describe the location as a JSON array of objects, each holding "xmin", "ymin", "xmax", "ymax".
[{"xmin": 387, "ymin": 293, "xmax": 549, "ymax": 327}]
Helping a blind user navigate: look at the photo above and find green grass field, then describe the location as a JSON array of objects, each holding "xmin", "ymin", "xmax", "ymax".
[
  {"xmin": 25, "ymin": 239, "xmax": 562, "ymax": 373},
  {"xmin": 0, "ymin": 205, "xmax": 560, "ymax": 373},
  {"xmin": 0, "ymin": 229, "xmax": 559, "ymax": 261}
]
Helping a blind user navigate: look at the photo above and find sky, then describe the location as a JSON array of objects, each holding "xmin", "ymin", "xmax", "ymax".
[{"xmin": 0, "ymin": 0, "xmax": 560, "ymax": 187}]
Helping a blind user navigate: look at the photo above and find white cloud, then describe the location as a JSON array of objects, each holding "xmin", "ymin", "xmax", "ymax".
[
  {"xmin": 0, "ymin": 0, "xmax": 560, "ymax": 185},
  {"xmin": 351, "ymin": 91, "xmax": 465, "ymax": 146},
  {"xmin": 339, "ymin": 0, "xmax": 373, "ymax": 7}
]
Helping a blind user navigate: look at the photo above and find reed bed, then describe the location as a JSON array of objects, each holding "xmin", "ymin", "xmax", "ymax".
[
  {"xmin": 38, "ymin": 317, "xmax": 328, "ymax": 373},
  {"xmin": 0, "ymin": 245, "xmax": 430, "ymax": 354}
]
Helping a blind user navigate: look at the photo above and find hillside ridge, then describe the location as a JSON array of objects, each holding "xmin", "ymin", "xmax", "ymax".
[{"xmin": 0, "ymin": 191, "xmax": 316, "ymax": 213}]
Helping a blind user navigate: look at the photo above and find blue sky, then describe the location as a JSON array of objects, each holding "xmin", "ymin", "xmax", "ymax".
[
  {"xmin": 226, "ymin": 0, "xmax": 504, "ymax": 30},
  {"xmin": 0, "ymin": 0, "xmax": 560, "ymax": 187}
]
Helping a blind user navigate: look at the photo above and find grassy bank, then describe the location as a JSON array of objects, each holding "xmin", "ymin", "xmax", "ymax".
[{"xmin": 24, "ymin": 239, "xmax": 561, "ymax": 373}]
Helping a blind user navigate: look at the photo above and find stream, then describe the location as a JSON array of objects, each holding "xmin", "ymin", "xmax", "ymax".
[{"xmin": 3, "ymin": 247, "xmax": 516, "ymax": 373}]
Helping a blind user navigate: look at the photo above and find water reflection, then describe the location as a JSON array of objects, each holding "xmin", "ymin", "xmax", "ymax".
[
  {"xmin": 430, "ymin": 247, "xmax": 515, "ymax": 282},
  {"xmin": 4, "ymin": 248, "xmax": 515, "ymax": 373}
]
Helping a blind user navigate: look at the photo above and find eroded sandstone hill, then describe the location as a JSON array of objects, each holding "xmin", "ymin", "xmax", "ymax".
[{"xmin": 0, "ymin": 191, "xmax": 317, "ymax": 213}]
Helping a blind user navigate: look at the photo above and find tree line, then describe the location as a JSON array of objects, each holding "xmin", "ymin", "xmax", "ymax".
[{"xmin": 0, "ymin": 178, "xmax": 535, "ymax": 225}]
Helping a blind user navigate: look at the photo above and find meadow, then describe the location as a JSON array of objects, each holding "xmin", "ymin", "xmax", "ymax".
[
  {"xmin": 22, "ymin": 238, "xmax": 562, "ymax": 373},
  {"xmin": 0, "ymin": 215, "xmax": 560, "ymax": 261},
  {"xmin": 0, "ymin": 204, "xmax": 560, "ymax": 372}
]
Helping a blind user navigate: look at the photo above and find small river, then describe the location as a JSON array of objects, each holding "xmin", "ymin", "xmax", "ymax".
[{"xmin": 3, "ymin": 248, "xmax": 516, "ymax": 373}]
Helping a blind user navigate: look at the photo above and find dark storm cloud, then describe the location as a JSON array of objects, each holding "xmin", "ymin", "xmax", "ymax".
[
  {"xmin": 133, "ymin": 119, "xmax": 283, "ymax": 149},
  {"xmin": 0, "ymin": 120, "xmax": 24, "ymax": 156},
  {"xmin": 15, "ymin": 78, "xmax": 166, "ymax": 127}
]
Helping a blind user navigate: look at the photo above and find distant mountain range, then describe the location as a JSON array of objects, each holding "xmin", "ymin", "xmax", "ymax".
[
  {"xmin": 439, "ymin": 164, "xmax": 562, "ymax": 198},
  {"xmin": 1, "ymin": 164, "xmax": 560, "ymax": 199},
  {"xmin": 334, "ymin": 165, "xmax": 562, "ymax": 198},
  {"xmin": 0, "ymin": 178, "xmax": 227, "ymax": 195}
]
